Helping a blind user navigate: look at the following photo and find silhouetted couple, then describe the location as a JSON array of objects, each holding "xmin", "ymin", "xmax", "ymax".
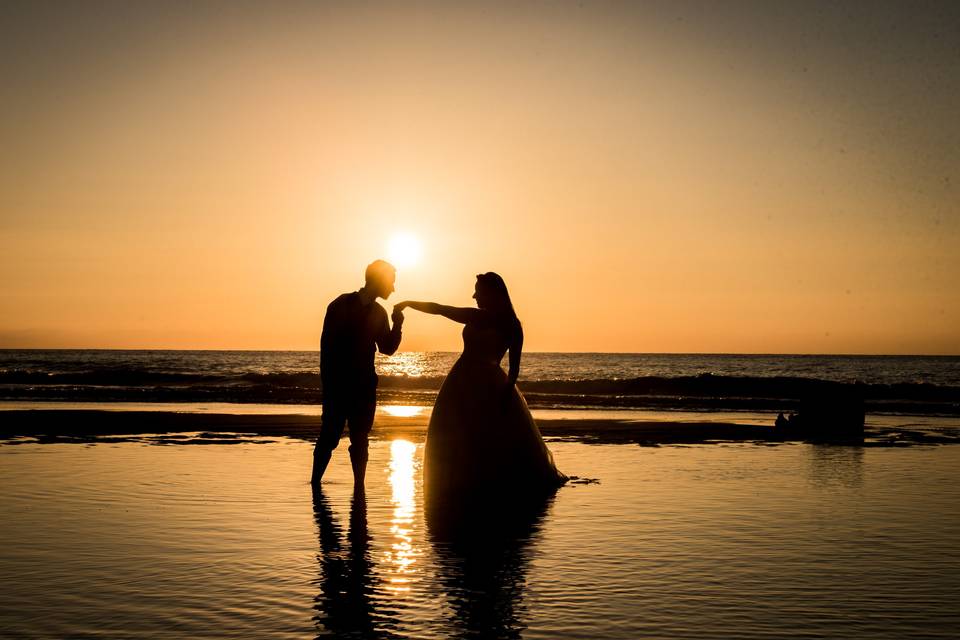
[{"xmin": 311, "ymin": 260, "xmax": 566, "ymax": 500}]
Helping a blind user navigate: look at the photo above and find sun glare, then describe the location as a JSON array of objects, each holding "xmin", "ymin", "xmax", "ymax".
[{"xmin": 387, "ymin": 233, "xmax": 422, "ymax": 268}]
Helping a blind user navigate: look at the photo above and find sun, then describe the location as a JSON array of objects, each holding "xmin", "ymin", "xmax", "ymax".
[{"xmin": 387, "ymin": 232, "xmax": 422, "ymax": 268}]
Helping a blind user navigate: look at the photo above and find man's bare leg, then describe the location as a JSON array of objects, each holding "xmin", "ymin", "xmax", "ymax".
[
  {"xmin": 349, "ymin": 444, "xmax": 368, "ymax": 487},
  {"xmin": 311, "ymin": 444, "xmax": 333, "ymax": 485}
]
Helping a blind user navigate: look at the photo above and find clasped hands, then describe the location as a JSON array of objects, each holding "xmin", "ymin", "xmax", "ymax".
[{"xmin": 391, "ymin": 301, "xmax": 408, "ymax": 326}]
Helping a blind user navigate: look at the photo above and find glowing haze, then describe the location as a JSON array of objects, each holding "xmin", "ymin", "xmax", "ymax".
[{"xmin": 1, "ymin": 2, "xmax": 957, "ymax": 354}]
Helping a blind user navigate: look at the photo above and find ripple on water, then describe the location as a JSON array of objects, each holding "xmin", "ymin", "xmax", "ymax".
[{"xmin": 1, "ymin": 440, "xmax": 959, "ymax": 638}]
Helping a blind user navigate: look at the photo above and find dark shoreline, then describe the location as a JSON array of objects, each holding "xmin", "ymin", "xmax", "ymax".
[
  {"xmin": 3, "ymin": 380, "xmax": 958, "ymax": 416},
  {"xmin": 2, "ymin": 409, "xmax": 958, "ymax": 447}
]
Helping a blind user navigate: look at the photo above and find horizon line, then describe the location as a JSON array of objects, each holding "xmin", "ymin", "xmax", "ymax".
[{"xmin": 1, "ymin": 347, "xmax": 957, "ymax": 358}]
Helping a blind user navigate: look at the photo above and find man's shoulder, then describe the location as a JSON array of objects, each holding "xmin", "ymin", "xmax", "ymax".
[
  {"xmin": 326, "ymin": 291, "xmax": 387, "ymax": 320},
  {"xmin": 328, "ymin": 291, "xmax": 359, "ymax": 310},
  {"xmin": 367, "ymin": 300, "xmax": 389, "ymax": 324}
]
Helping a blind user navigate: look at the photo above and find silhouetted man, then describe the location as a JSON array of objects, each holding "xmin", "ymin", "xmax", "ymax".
[{"xmin": 312, "ymin": 260, "xmax": 403, "ymax": 486}]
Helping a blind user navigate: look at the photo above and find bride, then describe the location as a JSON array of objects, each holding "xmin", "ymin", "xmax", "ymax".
[{"xmin": 395, "ymin": 272, "xmax": 566, "ymax": 503}]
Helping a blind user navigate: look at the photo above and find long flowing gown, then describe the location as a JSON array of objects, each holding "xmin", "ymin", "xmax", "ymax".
[{"xmin": 423, "ymin": 319, "xmax": 566, "ymax": 504}]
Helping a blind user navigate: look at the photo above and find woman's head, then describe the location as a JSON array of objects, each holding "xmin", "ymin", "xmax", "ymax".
[{"xmin": 473, "ymin": 272, "xmax": 515, "ymax": 316}]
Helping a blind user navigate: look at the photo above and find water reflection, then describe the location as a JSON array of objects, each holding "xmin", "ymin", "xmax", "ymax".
[
  {"xmin": 808, "ymin": 445, "xmax": 865, "ymax": 488},
  {"xmin": 427, "ymin": 492, "xmax": 556, "ymax": 638},
  {"xmin": 311, "ymin": 439, "xmax": 554, "ymax": 637},
  {"xmin": 311, "ymin": 486, "xmax": 398, "ymax": 639},
  {"xmin": 376, "ymin": 351, "xmax": 427, "ymax": 378},
  {"xmin": 381, "ymin": 405, "xmax": 425, "ymax": 418},
  {"xmin": 385, "ymin": 440, "xmax": 420, "ymax": 594}
]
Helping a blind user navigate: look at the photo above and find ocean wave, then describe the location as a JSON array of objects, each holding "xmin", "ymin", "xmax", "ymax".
[{"xmin": 1, "ymin": 369, "xmax": 958, "ymax": 414}]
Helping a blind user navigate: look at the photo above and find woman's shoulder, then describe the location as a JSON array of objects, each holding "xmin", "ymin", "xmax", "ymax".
[{"xmin": 466, "ymin": 309, "xmax": 498, "ymax": 325}]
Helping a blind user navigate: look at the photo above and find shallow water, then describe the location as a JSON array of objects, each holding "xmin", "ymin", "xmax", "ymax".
[
  {"xmin": 1, "ymin": 439, "xmax": 959, "ymax": 638},
  {"xmin": 7, "ymin": 400, "xmax": 960, "ymax": 437}
]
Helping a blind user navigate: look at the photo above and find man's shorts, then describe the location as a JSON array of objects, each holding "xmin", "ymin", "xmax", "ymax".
[{"xmin": 315, "ymin": 385, "xmax": 377, "ymax": 452}]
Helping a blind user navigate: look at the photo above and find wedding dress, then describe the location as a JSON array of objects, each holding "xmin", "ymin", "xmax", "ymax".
[{"xmin": 423, "ymin": 320, "xmax": 566, "ymax": 502}]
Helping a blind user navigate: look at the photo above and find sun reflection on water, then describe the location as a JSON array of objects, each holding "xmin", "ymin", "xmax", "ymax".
[
  {"xmin": 386, "ymin": 439, "xmax": 420, "ymax": 594},
  {"xmin": 377, "ymin": 351, "xmax": 428, "ymax": 378},
  {"xmin": 382, "ymin": 405, "xmax": 424, "ymax": 418}
]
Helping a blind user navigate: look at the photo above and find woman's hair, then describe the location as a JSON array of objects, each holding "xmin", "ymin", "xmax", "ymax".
[{"xmin": 476, "ymin": 272, "xmax": 521, "ymax": 338}]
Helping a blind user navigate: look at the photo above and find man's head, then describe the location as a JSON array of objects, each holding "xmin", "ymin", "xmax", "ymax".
[{"xmin": 364, "ymin": 260, "xmax": 397, "ymax": 299}]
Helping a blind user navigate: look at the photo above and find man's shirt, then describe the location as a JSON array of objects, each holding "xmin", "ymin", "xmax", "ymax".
[{"xmin": 320, "ymin": 292, "xmax": 402, "ymax": 389}]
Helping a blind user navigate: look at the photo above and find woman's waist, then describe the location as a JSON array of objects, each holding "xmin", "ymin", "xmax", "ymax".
[{"xmin": 456, "ymin": 351, "xmax": 505, "ymax": 367}]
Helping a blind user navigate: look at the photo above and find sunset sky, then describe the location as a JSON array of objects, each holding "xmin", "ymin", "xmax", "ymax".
[{"xmin": 2, "ymin": 1, "xmax": 957, "ymax": 354}]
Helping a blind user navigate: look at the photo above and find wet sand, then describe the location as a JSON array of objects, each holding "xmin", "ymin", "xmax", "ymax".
[{"xmin": 1, "ymin": 409, "xmax": 957, "ymax": 446}]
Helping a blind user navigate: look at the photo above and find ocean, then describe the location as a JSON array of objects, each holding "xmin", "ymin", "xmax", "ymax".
[
  {"xmin": 2, "ymin": 349, "xmax": 958, "ymax": 416},
  {"xmin": 3, "ymin": 351, "xmax": 960, "ymax": 637}
]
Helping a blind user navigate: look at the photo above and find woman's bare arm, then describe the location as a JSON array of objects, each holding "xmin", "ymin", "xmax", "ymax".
[
  {"xmin": 507, "ymin": 324, "xmax": 523, "ymax": 385},
  {"xmin": 394, "ymin": 301, "xmax": 481, "ymax": 325}
]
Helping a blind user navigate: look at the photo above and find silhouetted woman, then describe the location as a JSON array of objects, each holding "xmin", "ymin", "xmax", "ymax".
[{"xmin": 395, "ymin": 273, "xmax": 566, "ymax": 504}]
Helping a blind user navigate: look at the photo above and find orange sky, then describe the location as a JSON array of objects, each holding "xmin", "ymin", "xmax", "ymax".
[{"xmin": 1, "ymin": 2, "xmax": 957, "ymax": 354}]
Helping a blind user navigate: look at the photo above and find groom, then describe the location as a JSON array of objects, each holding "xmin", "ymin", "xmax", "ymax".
[{"xmin": 311, "ymin": 259, "xmax": 404, "ymax": 486}]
